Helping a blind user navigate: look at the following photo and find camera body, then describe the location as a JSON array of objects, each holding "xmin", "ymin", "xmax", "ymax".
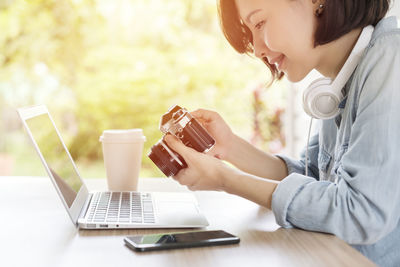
[{"xmin": 148, "ymin": 105, "xmax": 215, "ymax": 177}]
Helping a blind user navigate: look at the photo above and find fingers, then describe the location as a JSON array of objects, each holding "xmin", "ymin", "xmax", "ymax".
[
  {"xmin": 171, "ymin": 168, "xmax": 186, "ymax": 184},
  {"xmin": 164, "ymin": 134, "xmax": 194, "ymax": 161},
  {"xmin": 191, "ymin": 108, "xmax": 218, "ymax": 122},
  {"xmin": 172, "ymin": 169, "xmax": 196, "ymax": 189},
  {"xmin": 204, "ymin": 145, "xmax": 220, "ymax": 158}
]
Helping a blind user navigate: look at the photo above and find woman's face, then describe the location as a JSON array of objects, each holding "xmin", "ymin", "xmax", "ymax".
[{"xmin": 235, "ymin": 0, "xmax": 321, "ymax": 82}]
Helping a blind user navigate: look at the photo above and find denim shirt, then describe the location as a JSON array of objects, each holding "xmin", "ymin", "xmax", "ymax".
[{"xmin": 272, "ymin": 16, "xmax": 400, "ymax": 267}]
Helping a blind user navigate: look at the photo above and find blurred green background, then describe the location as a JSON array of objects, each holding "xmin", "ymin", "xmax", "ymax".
[{"xmin": 0, "ymin": 0, "xmax": 288, "ymax": 178}]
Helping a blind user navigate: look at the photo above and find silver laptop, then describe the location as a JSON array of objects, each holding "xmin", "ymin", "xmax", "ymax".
[{"xmin": 17, "ymin": 105, "xmax": 209, "ymax": 229}]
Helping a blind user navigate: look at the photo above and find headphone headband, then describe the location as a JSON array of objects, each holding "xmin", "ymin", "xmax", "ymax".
[{"xmin": 303, "ymin": 25, "xmax": 374, "ymax": 120}]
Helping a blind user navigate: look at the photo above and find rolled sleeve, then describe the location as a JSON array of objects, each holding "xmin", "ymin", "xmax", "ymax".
[
  {"xmin": 271, "ymin": 173, "xmax": 316, "ymax": 228},
  {"xmin": 275, "ymin": 132, "xmax": 320, "ymax": 179},
  {"xmin": 275, "ymin": 154, "xmax": 305, "ymax": 175}
]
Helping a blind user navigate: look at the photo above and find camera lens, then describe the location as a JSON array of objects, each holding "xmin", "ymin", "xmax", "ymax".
[{"xmin": 148, "ymin": 139, "xmax": 187, "ymax": 177}]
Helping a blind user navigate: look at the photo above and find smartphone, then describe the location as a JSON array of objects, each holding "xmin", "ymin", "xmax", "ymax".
[{"xmin": 124, "ymin": 230, "xmax": 240, "ymax": 252}]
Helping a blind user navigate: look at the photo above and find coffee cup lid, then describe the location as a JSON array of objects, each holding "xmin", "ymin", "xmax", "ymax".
[{"xmin": 99, "ymin": 129, "xmax": 146, "ymax": 143}]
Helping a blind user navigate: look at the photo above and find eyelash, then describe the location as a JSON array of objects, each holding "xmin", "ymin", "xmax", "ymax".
[{"xmin": 255, "ymin": 20, "xmax": 265, "ymax": 30}]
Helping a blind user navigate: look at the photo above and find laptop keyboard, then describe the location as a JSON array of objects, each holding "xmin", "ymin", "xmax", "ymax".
[{"xmin": 85, "ymin": 192, "xmax": 155, "ymax": 224}]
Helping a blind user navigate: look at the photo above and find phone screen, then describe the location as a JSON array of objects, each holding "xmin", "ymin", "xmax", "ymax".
[{"xmin": 124, "ymin": 230, "xmax": 240, "ymax": 251}]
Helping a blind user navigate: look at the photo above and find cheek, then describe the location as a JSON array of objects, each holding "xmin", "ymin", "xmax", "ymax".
[
  {"xmin": 262, "ymin": 24, "xmax": 284, "ymax": 52},
  {"xmin": 274, "ymin": 28, "xmax": 316, "ymax": 79},
  {"xmin": 270, "ymin": 9, "xmax": 315, "ymax": 56}
]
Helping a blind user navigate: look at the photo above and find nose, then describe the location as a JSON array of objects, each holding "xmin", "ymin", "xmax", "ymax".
[{"xmin": 253, "ymin": 34, "xmax": 269, "ymax": 59}]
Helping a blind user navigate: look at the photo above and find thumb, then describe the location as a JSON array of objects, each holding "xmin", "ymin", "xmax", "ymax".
[{"xmin": 164, "ymin": 134, "xmax": 194, "ymax": 160}]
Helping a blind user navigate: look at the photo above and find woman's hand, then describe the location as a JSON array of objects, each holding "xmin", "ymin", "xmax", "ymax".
[
  {"xmin": 190, "ymin": 109, "xmax": 234, "ymax": 160},
  {"xmin": 191, "ymin": 109, "xmax": 287, "ymax": 181},
  {"xmin": 164, "ymin": 134, "xmax": 278, "ymax": 208},
  {"xmin": 164, "ymin": 134, "xmax": 233, "ymax": 191}
]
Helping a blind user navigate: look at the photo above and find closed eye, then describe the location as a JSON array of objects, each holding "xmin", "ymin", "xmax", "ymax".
[{"xmin": 255, "ymin": 20, "xmax": 265, "ymax": 30}]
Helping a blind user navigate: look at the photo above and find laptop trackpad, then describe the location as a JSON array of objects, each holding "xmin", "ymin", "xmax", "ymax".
[
  {"xmin": 158, "ymin": 201, "xmax": 198, "ymax": 213},
  {"xmin": 156, "ymin": 201, "xmax": 207, "ymax": 226}
]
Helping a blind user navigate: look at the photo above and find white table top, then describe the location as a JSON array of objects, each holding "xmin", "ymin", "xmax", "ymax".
[{"xmin": 0, "ymin": 176, "xmax": 375, "ymax": 267}]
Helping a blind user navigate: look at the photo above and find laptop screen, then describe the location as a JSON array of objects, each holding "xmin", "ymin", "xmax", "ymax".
[{"xmin": 26, "ymin": 113, "xmax": 83, "ymax": 208}]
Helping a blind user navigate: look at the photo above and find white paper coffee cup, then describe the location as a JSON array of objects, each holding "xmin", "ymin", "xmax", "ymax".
[{"xmin": 100, "ymin": 129, "xmax": 146, "ymax": 191}]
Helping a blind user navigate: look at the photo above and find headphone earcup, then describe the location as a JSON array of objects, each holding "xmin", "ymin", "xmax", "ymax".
[{"xmin": 303, "ymin": 78, "xmax": 341, "ymax": 120}]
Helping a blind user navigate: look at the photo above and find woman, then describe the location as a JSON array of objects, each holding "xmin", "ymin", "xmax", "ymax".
[{"xmin": 165, "ymin": 0, "xmax": 400, "ymax": 265}]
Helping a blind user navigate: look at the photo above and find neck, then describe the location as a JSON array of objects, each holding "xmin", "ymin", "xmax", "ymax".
[{"xmin": 316, "ymin": 28, "xmax": 363, "ymax": 79}]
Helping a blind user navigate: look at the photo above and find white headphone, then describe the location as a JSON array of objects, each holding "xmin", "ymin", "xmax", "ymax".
[{"xmin": 302, "ymin": 25, "xmax": 374, "ymax": 120}]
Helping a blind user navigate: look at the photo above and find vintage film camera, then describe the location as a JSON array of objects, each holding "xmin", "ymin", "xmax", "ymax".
[{"xmin": 148, "ymin": 105, "xmax": 215, "ymax": 177}]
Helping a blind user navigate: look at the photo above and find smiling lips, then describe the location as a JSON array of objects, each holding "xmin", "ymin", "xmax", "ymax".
[{"xmin": 269, "ymin": 55, "xmax": 285, "ymax": 71}]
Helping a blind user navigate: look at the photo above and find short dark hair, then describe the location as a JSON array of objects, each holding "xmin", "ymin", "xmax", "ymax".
[{"xmin": 217, "ymin": 0, "xmax": 391, "ymax": 84}]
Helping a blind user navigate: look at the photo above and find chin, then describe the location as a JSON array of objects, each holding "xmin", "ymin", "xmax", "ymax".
[{"xmin": 284, "ymin": 69, "xmax": 308, "ymax": 83}]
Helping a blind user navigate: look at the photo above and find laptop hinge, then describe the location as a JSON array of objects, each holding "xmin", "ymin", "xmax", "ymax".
[{"xmin": 78, "ymin": 192, "xmax": 93, "ymax": 224}]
